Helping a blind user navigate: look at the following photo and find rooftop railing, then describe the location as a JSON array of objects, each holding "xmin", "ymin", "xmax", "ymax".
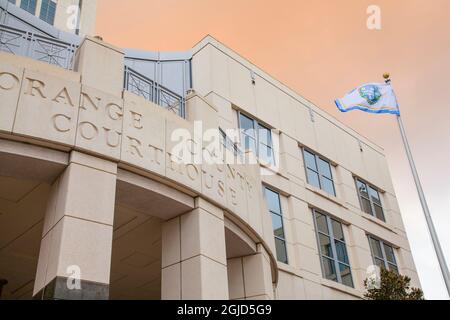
[
  {"xmin": 0, "ymin": 23, "xmax": 78, "ymax": 70},
  {"xmin": 124, "ymin": 66, "xmax": 186, "ymax": 118}
]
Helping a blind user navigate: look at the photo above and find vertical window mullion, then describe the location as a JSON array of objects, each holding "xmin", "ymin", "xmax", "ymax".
[
  {"xmin": 379, "ymin": 240, "xmax": 390, "ymax": 270},
  {"xmin": 326, "ymin": 216, "xmax": 342, "ymax": 284},
  {"xmin": 314, "ymin": 155, "xmax": 323, "ymax": 190}
]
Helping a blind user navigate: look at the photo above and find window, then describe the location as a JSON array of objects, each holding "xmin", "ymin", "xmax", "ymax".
[
  {"xmin": 239, "ymin": 113, "xmax": 275, "ymax": 165},
  {"xmin": 8, "ymin": 0, "xmax": 16, "ymax": 5},
  {"xmin": 39, "ymin": 0, "xmax": 57, "ymax": 25},
  {"xmin": 368, "ymin": 236, "xmax": 399, "ymax": 274},
  {"xmin": 356, "ymin": 179, "xmax": 385, "ymax": 221},
  {"xmin": 313, "ymin": 210, "xmax": 354, "ymax": 287},
  {"xmin": 263, "ymin": 187, "xmax": 288, "ymax": 264},
  {"xmin": 219, "ymin": 128, "xmax": 242, "ymax": 160},
  {"xmin": 20, "ymin": 0, "xmax": 37, "ymax": 15},
  {"xmin": 303, "ymin": 149, "xmax": 336, "ymax": 196}
]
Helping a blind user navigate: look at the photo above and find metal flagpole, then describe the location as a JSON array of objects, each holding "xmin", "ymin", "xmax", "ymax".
[{"xmin": 384, "ymin": 73, "xmax": 450, "ymax": 297}]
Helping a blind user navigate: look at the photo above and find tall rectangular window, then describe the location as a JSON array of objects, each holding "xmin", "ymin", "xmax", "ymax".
[
  {"xmin": 303, "ymin": 149, "xmax": 336, "ymax": 196},
  {"xmin": 39, "ymin": 0, "xmax": 57, "ymax": 25},
  {"xmin": 368, "ymin": 236, "xmax": 399, "ymax": 274},
  {"xmin": 356, "ymin": 179, "xmax": 385, "ymax": 221},
  {"xmin": 313, "ymin": 210, "xmax": 354, "ymax": 287},
  {"xmin": 263, "ymin": 187, "xmax": 288, "ymax": 264},
  {"xmin": 20, "ymin": 0, "xmax": 37, "ymax": 15},
  {"xmin": 239, "ymin": 113, "xmax": 275, "ymax": 165}
]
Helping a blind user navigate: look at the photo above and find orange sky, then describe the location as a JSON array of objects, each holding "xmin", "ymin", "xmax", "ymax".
[{"xmin": 96, "ymin": 0, "xmax": 450, "ymax": 299}]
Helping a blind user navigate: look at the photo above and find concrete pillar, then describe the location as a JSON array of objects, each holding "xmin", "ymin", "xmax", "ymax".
[
  {"xmin": 227, "ymin": 244, "xmax": 274, "ymax": 300},
  {"xmin": 33, "ymin": 152, "xmax": 117, "ymax": 300},
  {"xmin": 161, "ymin": 198, "xmax": 229, "ymax": 300},
  {"xmin": 74, "ymin": 36, "xmax": 125, "ymax": 97}
]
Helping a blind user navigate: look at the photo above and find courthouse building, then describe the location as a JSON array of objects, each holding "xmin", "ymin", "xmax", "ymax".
[{"xmin": 0, "ymin": 0, "xmax": 421, "ymax": 300}]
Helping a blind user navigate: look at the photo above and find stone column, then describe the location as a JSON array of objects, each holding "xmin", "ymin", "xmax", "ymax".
[
  {"xmin": 74, "ymin": 36, "xmax": 125, "ymax": 97},
  {"xmin": 33, "ymin": 152, "xmax": 117, "ymax": 300},
  {"xmin": 161, "ymin": 198, "xmax": 229, "ymax": 300},
  {"xmin": 227, "ymin": 244, "xmax": 274, "ymax": 300}
]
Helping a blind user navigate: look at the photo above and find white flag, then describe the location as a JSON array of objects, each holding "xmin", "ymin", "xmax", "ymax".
[{"xmin": 335, "ymin": 83, "xmax": 400, "ymax": 115}]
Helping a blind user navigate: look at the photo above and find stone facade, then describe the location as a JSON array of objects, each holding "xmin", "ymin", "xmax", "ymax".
[{"xmin": 0, "ymin": 34, "xmax": 420, "ymax": 300}]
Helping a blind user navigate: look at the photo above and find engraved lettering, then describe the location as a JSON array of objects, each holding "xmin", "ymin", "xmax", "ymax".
[
  {"xmin": 186, "ymin": 164, "xmax": 199, "ymax": 181},
  {"xmin": 106, "ymin": 103, "xmax": 123, "ymax": 121},
  {"xmin": 103, "ymin": 127, "xmax": 122, "ymax": 148},
  {"xmin": 80, "ymin": 92, "xmax": 100, "ymax": 111},
  {"xmin": 127, "ymin": 136, "xmax": 143, "ymax": 158},
  {"xmin": 53, "ymin": 87, "xmax": 74, "ymax": 106},
  {"xmin": 0, "ymin": 72, "xmax": 19, "ymax": 90},
  {"xmin": 218, "ymin": 180, "xmax": 225, "ymax": 198},
  {"xmin": 79, "ymin": 121, "xmax": 98, "ymax": 140},
  {"xmin": 52, "ymin": 114, "xmax": 71, "ymax": 132},
  {"xmin": 148, "ymin": 144, "xmax": 163, "ymax": 165},
  {"xmin": 202, "ymin": 169, "xmax": 214, "ymax": 189},
  {"xmin": 130, "ymin": 110, "xmax": 143, "ymax": 129},
  {"xmin": 25, "ymin": 78, "xmax": 46, "ymax": 98}
]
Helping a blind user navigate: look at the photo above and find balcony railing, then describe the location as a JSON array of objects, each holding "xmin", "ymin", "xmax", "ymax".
[
  {"xmin": 124, "ymin": 66, "xmax": 186, "ymax": 118},
  {"xmin": 0, "ymin": 23, "xmax": 78, "ymax": 70},
  {"xmin": 0, "ymin": 22, "xmax": 187, "ymax": 118}
]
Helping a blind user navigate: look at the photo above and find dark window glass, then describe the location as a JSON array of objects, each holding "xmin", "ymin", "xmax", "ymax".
[
  {"xmin": 39, "ymin": 0, "xmax": 56, "ymax": 25},
  {"xmin": 361, "ymin": 197, "xmax": 372, "ymax": 214},
  {"xmin": 339, "ymin": 264, "xmax": 354, "ymax": 287},
  {"xmin": 370, "ymin": 238, "xmax": 383, "ymax": 258},
  {"xmin": 335, "ymin": 241, "xmax": 349, "ymax": 264},
  {"xmin": 265, "ymin": 188, "xmax": 281, "ymax": 213},
  {"xmin": 275, "ymin": 238, "xmax": 288, "ymax": 264},
  {"xmin": 304, "ymin": 150, "xmax": 336, "ymax": 196},
  {"xmin": 271, "ymin": 214, "xmax": 285, "ymax": 238},
  {"xmin": 332, "ymin": 219, "xmax": 344, "ymax": 241},
  {"xmin": 315, "ymin": 213, "xmax": 329, "ymax": 234},
  {"xmin": 264, "ymin": 187, "xmax": 288, "ymax": 264},
  {"xmin": 239, "ymin": 113, "xmax": 274, "ymax": 165},
  {"xmin": 304, "ymin": 150, "xmax": 317, "ymax": 170},
  {"xmin": 374, "ymin": 204, "xmax": 385, "ymax": 221},
  {"xmin": 20, "ymin": 0, "xmax": 37, "ymax": 15},
  {"xmin": 314, "ymin": 210, "xmax": 353, "ymax": 287},
  {"xmin": 318, "ymin": 158, "xmax": 332, "ymax": 178},
  {"xmin": 357, "ymin": 180, "xmax": 369, "ymax": 197},
  {"xmin": 306, "ymin": 169, "xmax": 320, "ymax": 189},
  {"xmin": 369, "ymin": 236, "xmax": 399, "ymax": 273},
  {"xmin": 384, "ymin": 244, "xmax": 396, "ymax": 264},
  {"xmin": 321, "ymin": 178, "xmax": 336, "ymax": 197},
  {"xmin": 323, "ymin": 257, "xmax": 337, "ymax": 281},
  {"xmin": 356, "ymin": 179, "xmax": 385, "ymax": 221},
  {"xmin": 319, "ymin": 234, "xmax": 333, "ymax": 258},
  {"xmin": 369, "ymin": 186, "xmax": 381, "ymax": 205}
]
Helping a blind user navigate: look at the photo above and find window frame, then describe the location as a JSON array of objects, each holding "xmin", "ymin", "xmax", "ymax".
[
  {"xmin": 238, "ymin": 111, "xmax": 275, "ymax": 166},
  {"xmin": 39, "ymin": 0, "xmax": 57, "ymax": 25},
  {"xmin": 263, "ymin": 186, "xmax": 288, "ymax": 264},
  {"xmin": 312, "ymin": 209, "xmax": 354, "ymax": 287},
  {"xmin": 302, "ymin": 148, "xmax": 336, "ymax": 196},
  {"xmin": 368, "ymin": 235, "xmax": 399, "ymax": 274},
  {"xmin": 20, "ymin": 0, "xmax": 37, "ymax": 15},
  {"xmin": 355, "ymin": 178, "xmax": 385, "ymax": 222},
  {"xmin": 219, "ymin": 128, "xmax": 242, "ymax": 161}
]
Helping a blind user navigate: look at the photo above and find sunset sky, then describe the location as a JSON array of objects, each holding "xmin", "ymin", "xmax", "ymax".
[{"xmin": 96, "ymin": 0, "xmax": 450, "ymax": 299}]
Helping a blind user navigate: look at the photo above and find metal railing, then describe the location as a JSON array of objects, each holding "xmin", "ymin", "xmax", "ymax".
[
  {"xmin": 0, "ymin": 23, "xmax": 78, "ymax": 70},
  {"xmin": 124, "ymin": 66, "xmax": 186, "ymax": 118}
]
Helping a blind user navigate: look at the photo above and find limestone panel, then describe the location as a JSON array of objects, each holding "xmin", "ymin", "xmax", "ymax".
[
  {"xmin": 121, "ymin": 92, "xmax": 166, "ymax": 177},
  {"xmin": 75, "ymin": 86, "xmax": 124, "ymax": 160},
  {"xmin": 0, "ymin": 62, "xmax": 23, "ymax": 133},
  {"xmin": 14, "ymin": 69, "xmax": 81, "ymax": 146}
]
